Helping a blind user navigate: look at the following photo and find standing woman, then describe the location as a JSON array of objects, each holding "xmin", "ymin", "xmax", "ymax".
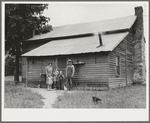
[{"xmin": 45, "ymin": 63, "xmax": 53, "ymax": 91}]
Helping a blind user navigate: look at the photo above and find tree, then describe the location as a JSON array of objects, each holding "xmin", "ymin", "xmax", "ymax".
[
  {"xmin": 5, "ymin": 4, "xmax": 52, "ymax": 84},
  {"xmin": 5, "ymin": 56, "xmax": 15, "ymax": 76}
]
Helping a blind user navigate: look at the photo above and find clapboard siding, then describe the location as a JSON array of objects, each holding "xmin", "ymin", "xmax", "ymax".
[
  {"xmin": 28, "ymin": 56, "xmax": 56, "ymax": 82},
  {"xmin": 126, "ymin": 32, "xmax": 134, "ymax": 84},
  {"xmin": 21, "ymin": 57, "xmax": 27, "ymax": 82},
  {"xmin": 108, "ymin": 38, "xmax": 126, "ymax": 88},
  {"xmin": 22, "ymin": 34, "xmax": 134, "ymax": 88},
  {"xmin": 69, "ymin": 53, "xmax": 109, "ymax": 84},
  {"xmin": 21, "ymin": 56, "xmax": 56, "ymax": 83},
  {"xmin": 108, "ymin": 32, "xmax": 134, "ymax": 88},
  {"xmin": 109, "ymin": 78, "xmax": 126, "ymax": 88},
  {"xmin": 23, "ymin": 52, "xmax": 109, "ymax": 85}
]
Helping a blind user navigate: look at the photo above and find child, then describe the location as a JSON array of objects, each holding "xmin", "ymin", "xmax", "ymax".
[
  {"xmin": 47, "ymin": 76, "xmax": 53, "ymax": 91},
  {"xmin": 45, "ymin": 63, "xmax": 53, "ymax": 91},
  {"xmin": 53, "ymin": 68, "xmax": 59, "ymax": 89},
  {"xmin": 58, "ymin": 71, "xmax": 65, "ymax": 90}
]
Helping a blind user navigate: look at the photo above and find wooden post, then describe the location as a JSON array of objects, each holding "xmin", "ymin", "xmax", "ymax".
[
  {"xmin": 26, "ymin": 57, "xmax": 29, "ymax": 87},
  {"xmin": 125, "ymin": 40, "xmax": 127, "ymax": 86}
]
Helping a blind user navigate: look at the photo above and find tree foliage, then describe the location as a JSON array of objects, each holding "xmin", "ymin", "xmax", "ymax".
[
  {"xmin": 5, "ymin": 56, "xmax": 15, "ymax": 76},
  {"xmin": 5, "ymin": 4, "xmax": 52, "ymax": 82},
  {"xmin": 5, "ymin": 4, "xmax": 52, "ymax": 53}
]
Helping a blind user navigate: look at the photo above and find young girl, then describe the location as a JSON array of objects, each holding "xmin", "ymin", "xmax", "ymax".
[{"xmin": 53, "ymin": 68, "xmax": 59, "ymax": 89}]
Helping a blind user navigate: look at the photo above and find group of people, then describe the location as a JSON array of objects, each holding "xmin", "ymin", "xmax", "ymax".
[{"xmin": 45, "ymin": 59, "xmax": 75, "ymax": 91}]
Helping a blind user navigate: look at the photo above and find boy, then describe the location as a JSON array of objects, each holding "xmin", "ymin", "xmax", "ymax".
[
  {"xmin": 53, "ymin": 68, "xmax": 59, "ymax": 89},
  {"xmin": 58, "ymin": 71, "xmax": 65, "ymax": 90}
]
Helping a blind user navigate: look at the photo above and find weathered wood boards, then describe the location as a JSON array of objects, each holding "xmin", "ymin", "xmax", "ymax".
[{"xmin": 21, "ymin": 31, "xmax": 135, "ymax": 89}]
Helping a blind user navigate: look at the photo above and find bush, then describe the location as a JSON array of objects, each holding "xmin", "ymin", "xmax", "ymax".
[
  {"xmin": 5, "ymin": 56, "xmax": 22, "ymax": 76},
  {"xmin": 5, "ymin": 57, "xmax": 15, "ymax": 76}
]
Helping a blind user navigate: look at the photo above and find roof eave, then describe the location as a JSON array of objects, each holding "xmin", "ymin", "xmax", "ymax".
[{"xmin": 21, "ymin": 50, "xmax": 111, "ymax": 57}]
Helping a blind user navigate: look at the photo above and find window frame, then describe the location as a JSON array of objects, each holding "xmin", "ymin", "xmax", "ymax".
[
  {"xmin": 116, "ymin": 56, "xmax": 121, "ymax": 77},
  {"xmin": 56, "ymin": 56, "xmax": 67, "ymax": 70}
]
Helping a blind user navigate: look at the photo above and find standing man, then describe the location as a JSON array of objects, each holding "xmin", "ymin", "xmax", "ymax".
[
  {"xmin": 45, "ymin": 63, "xmax": 53, "ymax": 91},
  {"xmin": 66, "ymin": 59, "xmax": 75, "ymax": 90}
]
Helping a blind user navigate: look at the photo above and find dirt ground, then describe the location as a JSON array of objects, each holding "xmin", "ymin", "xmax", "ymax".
[
  {"xmin": 5, "ymin": 76, "xmax": 64, "ymax": 108},
  {"xmin": 27, "ymin": 88, "xmax": 64, "ymax": 108}
]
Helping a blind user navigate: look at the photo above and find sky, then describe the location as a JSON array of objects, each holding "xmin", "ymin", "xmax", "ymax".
[
  {"xmin": 43, "ymin": 2, "xmax": 148, "ymax": 32},
  {"xmin": 42, "ymin": 2, "xmax": 148, "ymax": 41},
  {"xmin": 42, "ymin": 2, "xmax": 149, "ymax": 64}
]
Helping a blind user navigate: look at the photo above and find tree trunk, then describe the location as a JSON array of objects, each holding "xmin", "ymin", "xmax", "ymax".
[{"xmin": 14, "ymin": 46, "xmax": 20, "ymax": 84}]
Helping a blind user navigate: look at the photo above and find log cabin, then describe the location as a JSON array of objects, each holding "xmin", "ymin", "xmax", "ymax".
[{"xmin": 21, "ymin": 6, "xmax": 146, "ymax": 89}]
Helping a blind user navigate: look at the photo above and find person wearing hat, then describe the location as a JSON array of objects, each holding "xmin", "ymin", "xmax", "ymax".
[{"xmin": 66, "ymin": 59, "xmax": 75, "ymax": 90}]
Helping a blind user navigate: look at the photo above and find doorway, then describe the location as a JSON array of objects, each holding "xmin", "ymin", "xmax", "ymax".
[{"xmin": 57, "ymin": 57, "xmax": 67, "ymax": 75}]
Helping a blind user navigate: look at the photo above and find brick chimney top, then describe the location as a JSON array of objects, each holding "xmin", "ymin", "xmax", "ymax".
[{"xmin": 135, "ymin": 6, "xmax": 143, "ymax": 13}]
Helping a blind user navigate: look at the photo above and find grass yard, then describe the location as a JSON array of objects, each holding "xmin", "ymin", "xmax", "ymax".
[
  {"xmin": 5, "ymin": 81, "xmax": 44, "ymax": 108},
  {"xmin": 53, "ymin": 85, "xmax": 146, "ymax": 108}
]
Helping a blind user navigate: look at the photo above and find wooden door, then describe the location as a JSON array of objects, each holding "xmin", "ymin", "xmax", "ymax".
[{"xmin": 57, "ymin": 57, "xmax": 67, "ymax": 76}]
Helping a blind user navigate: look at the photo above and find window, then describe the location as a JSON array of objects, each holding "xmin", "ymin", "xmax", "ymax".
[
  {"xmin": 116, "ymin": 56, "xmax": 121, "ymax": 76},
  {"xmin": 57, "ymin": 57, "xmax": 67, "ymax": 69}
]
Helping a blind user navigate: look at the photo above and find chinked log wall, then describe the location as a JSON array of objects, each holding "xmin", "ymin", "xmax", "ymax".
[{"xmin": 108, "ymin": 32, "xmax": 133, "ymax": 88}]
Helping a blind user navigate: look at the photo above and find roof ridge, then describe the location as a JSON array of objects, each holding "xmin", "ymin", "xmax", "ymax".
[
  {"xmin": 53, "ymin": 15, "xmax": 135, "ymax": 28},
  {"xmin": 27, "ymin": 15, "xmax": 136, "ymax": 41}
]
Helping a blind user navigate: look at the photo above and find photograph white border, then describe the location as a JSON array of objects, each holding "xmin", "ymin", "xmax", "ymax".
[{"xmin": 2, "ymin": 1, "xmax": 149, "ymax": 121}]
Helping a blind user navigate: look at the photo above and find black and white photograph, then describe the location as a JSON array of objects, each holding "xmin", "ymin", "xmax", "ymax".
[{"xmin": 2, "ymin": 1, "xmax": 149, "ymax": 121}]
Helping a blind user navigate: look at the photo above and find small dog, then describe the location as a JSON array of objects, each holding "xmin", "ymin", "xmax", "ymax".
[{"xmin": 92, "ymin": 96, "xmax": 101, "ymax": 104}]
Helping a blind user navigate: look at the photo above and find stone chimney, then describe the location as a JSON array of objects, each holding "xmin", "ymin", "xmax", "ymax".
[
  {"xmin": 134, "ymin": 6, "xmax": 143, "ymax": 40},
  {"xmin": 133, "ymin": 6, "xmax": 146, "ymax": 84}
]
